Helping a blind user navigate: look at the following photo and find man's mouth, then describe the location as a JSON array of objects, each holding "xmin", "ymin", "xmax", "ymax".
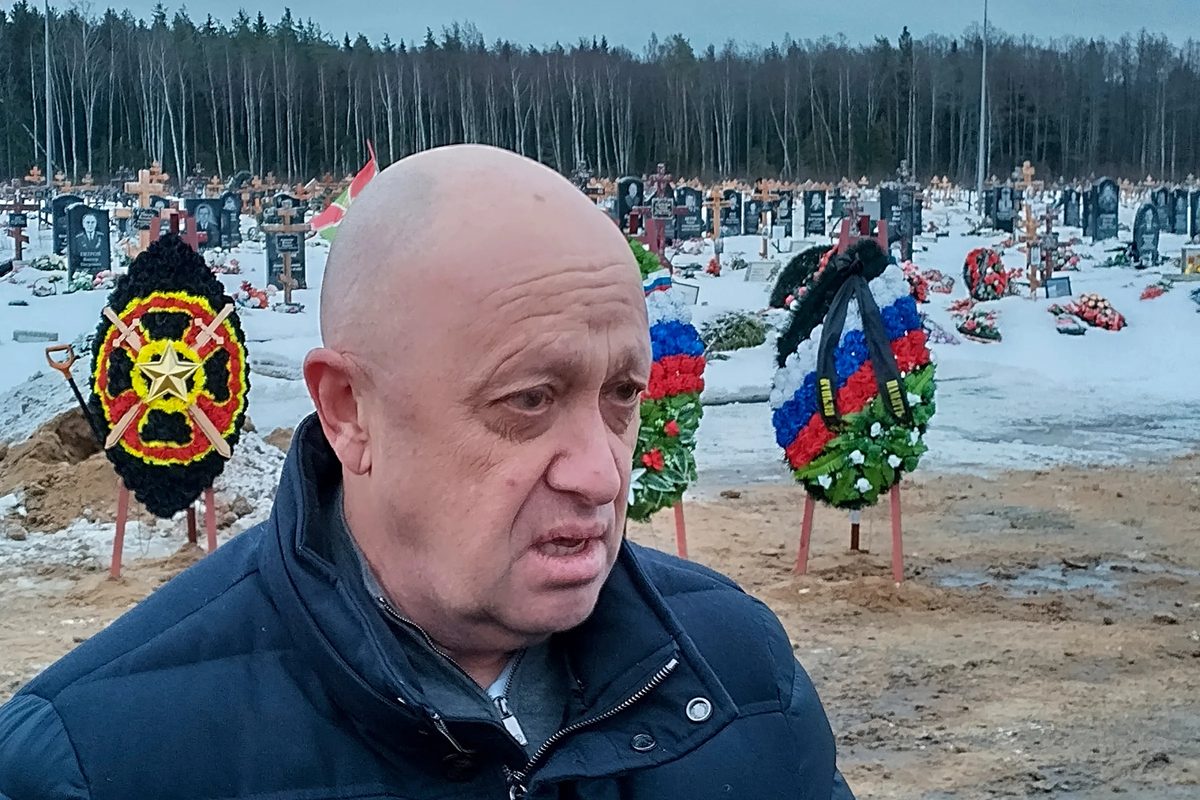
[{"xmin": 537, "ymin": 537, "xmax": 592, "ymax": 557}]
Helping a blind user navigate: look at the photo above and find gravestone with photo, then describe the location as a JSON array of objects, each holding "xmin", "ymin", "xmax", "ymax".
[
  {"xmin": 1082, "ymin": 186, "xmax": 1096, "ymax": 238},
  {"xmin": 993, "ymin": 186, "xmax": 1017, "ymax": 233},
  {"xmin": 775, "ymin": 190, "xmax": 795, "ymax": 237},
  {"xmin": 1093, "ymin": 177, "xmax": 1120, "ymax": 242},
  {"xmin": 220, "ymin": 191, "xmax": 243, "ymax": 247},
  {"xmin": 52, "ymin": 194, "xmax": 84, "ymax": 255},
  {"xmin": 879, "ymin": 186, "xmax": 898, "ymax": 235},
  {"xmin": 743, "ymin": 198, "xmax": 763, "ymax": 235},
  {"xmin": 895, "ymin": 186, "xmax": 917, "ymax": 259},
  {"xmin": 1171, "ymin": 189, "xmax": 1188, "ymax": 236},
  {"xmin": 983, "ymin": 187, "xmax": 995, "ymax": 224},
  {"xmin": 616, "ymin": 177, "xmax": 643, "ymax": 233},
  {"xmin": 184, "ymin": 198, "xmax": 224, "ymax": 250},
  {"xmin": 674, "ymin": 187, "xmax": 705, "ymax": 240},
  {"xmin": 264, "ymin": 207, "xmax": 309, "ymax": 294},
  {"xmin": 803, "ymin": 190, "xmax": 827, "ymax": 236},
  {"xmin": 66, "ymin": 204, "xmax": 111, "ymax": 280},
  {"xmin": 1061, "ymin": 188, "xmax": 1081, "ymax": 228},
  {"xmin": 149, "ymin": 195, "xmax": 171, "ymax": 213},
  {"xmin": 720, "ymin": 189, "xmax": 743, "ymax": 237},
  {"xmin": 1132, "ymin": 203, "xmax": 1160, "ymax": 267},
  {"xmin": 1152, "ymin": 188, "xmax": 1171, "ymax": 232}
]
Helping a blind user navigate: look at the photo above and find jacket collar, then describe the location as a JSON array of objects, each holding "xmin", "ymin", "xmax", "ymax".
[{"xmin": 258, "ymin": 414, "xmax": 737, "ymax": 780}]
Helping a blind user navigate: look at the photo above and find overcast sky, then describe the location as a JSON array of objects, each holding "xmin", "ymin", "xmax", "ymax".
[{"xmin": 32, "ymin": 0, "xmax": 1198, "ymax": 49}]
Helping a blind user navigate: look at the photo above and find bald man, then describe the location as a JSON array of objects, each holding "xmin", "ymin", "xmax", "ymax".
[{"xmin": 0, "ymin": 146, "xmax": 852, "ymax": 800}]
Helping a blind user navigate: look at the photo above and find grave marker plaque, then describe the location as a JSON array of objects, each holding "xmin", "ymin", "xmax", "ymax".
[
  {"xmin": 52, "ymin": 194, "xmax": 84, "ymax": 255},
  {"xmin": 183, "ymin": 198, "xmax": 223, "ymax": 250},
  {"xmin": 720, "ymin": 190, "xmax": 742, "ymax": 237},
  {"xmin": 66, "ymin": 204, "xmax": 111, "ymax": 279},
  {"xmin": 650, "ymin": 196, "xmax": 674, "ymax": 220},
  {"xmin": 616, "ymin": 177, "xmax": 644, "ymax": 232},
  {"xmin": 674, "ymin": 187, "xmax": 705, "ymax": 240},
  {"xmin": 7, "ymin": 212, "xmax": 28, "ymax": 228},
  {"xmin": 776, "ymin": 190, "xmax": 795, "ymax": 237},
  {"xmin": 133, "ymin": 208, "xmax": 158, "ymax": 231},
  {"xmin": 266, "ymin": 226, "xmax": 307, "ymax": 290},
  {"xmin": 743, "ymin": 261, "xmax": 777, "ymax": 283},
  {"xmin": 220, "ymin": 192, "xmax": 243, "ymax": 247},
  {"xmin": 1093, "ymin": 178, "xmax": 1119, "ymax": 242},
  {"xmin": 804, "ymin": 190, "xmax": 827, "ymax": 236},
  {"xmin": 1133, "ymin": 203, "xmax": 1160, "ymax": 265}
]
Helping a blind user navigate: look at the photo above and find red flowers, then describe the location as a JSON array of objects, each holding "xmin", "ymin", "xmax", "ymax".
[
  {"xmin": 645, "ymin": 355, "xmax": 706, "ymax": 400},
  {"xmin": 641, "ymin": 448, "xmax": 665, "ymax": 471},
  {"xmin": 706, "ymin": 257, "xmax": 721, "ymax": 276},
  {"xmin": 664, "ymin": 420, "xmax": 680, "ymax": 437}
]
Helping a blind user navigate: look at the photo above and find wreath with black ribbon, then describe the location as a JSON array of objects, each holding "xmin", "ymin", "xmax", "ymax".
[{"xmin": 89, "ymin": 235, "xmax": 250, "ymax": 518}]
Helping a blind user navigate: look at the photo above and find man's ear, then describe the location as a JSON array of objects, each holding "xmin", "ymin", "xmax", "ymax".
[{"xmin": 303, "ymin": 348, "xmax": 372, "ymax": 475}]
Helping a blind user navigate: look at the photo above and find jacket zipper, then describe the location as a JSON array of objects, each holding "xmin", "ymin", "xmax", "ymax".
[
  {"xmin": 505, "ymin": 656, "xmax": 679, "ymax": 800},
  {"xmin": 494, "ymin": 648, "xmax": 528, "ymax": 746}
]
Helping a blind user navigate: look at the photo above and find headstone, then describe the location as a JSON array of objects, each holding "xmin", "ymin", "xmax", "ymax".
[
  {"xmin": 616, "ymin": 177, "xmax": 644, "ymax": 232},
  {"xmin": 1061, "ymin": 188, "xmax": 1081, "ymax": 228},
  {"xmin": 994, "ymin": 186, "xmax": 1017, "ymax": 233},
  {"xmin": 720, "ymin": 190, "xmax": 742, "ymax": 237},
  {"xmin": 776, "ymin": 190, "xmax": 795, "ymax": 237},
  {"xmin": 184, "ymin": 198, "xmax": 224, "ymax": 250},
  {"xmin": 220, "ymin": 191, "xmax": 243, "ymax": 247},
  {"xmin": 51, "ymin": 194, "xmax": 84, "ymax": 255},
  {"xmin": 674, "ymin": 187, "xmax": 705, "ymax": 240},
  {"xmin": 1043, "ymin": 276, "xmax": 1072, "ymax": 299},
  {"xmin": 1171, "ymin": 189, "xmax": 1189, "ymax": 236},
  {"xmin": 149, "ymin": 195, "xmax": 171, "ymax": 212},
  {"xmin": 1152, "ymin": 188, "xmax": 1171, "ymax": 232},
  {"xmin": 1093, "ymin": 177, "xmax": 1120, "ymax": 241},
  {"xmin": 914, "ymin": 194, "xmax": 924, "ymax": 232},
  {"xmin": 803, "ymin": 190, "xmax": 827, "ymax": 236},
  {"xmin": 828, "ymin": 190, "xmax": 846, "ymax": 226},
  {"xmin": 879, "ymin": 186, "xmax": 898, "ymax": 235},
  {"xmin": 743, "ymin": 261, "xmax": 776, "ymax": 283},
  {"xmin": 1191, "ymin": 191, "xmax": 1200, "ymax": 239},
  {"xmin": 1082, "ymin": 186, "xmax": 1096, "ymax": 238},
  {"xmin": 743, "ymin": 198, "xmax": 763, "ymax": 235},
  {"xmin": 66, "ymin": 204, "xmax": 111, "ymax": 279},
  {"xmin": 895, "ymin": 187, "xmax": 917, "ymax": 258},
  {"xmin": 1132, "ymin": 203, "xmax": 1160, "ymax": 265},
  {"xmin": 983, "ymin": 188, "xmax": 995, "ymax": 223},
  {"xmin": 132, "ymin": 207, "xmax": 158, "ymax": 232}
]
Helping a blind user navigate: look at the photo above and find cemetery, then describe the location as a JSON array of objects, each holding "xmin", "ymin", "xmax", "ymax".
[{"xmin": 1, "ymin": 8, "xmax": 1199, "ymax": 799}]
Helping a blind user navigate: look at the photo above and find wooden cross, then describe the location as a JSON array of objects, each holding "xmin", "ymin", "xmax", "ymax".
[
  {"xmin": 24, "ymin": 165, "xmax": 44, "ymax": 186},
  {"xmin": 124, "ymin": 168, "xmax": 169, "ymax": 254},
  {"xmin": 1020, "ymin": 161, "xmax": 1036, "ymax": 192},
  {"xmin": 261, "ymin": 206, "xmax": 309, "ymax": 304},
  {"xmin": 2, "ymin": 195, "xmax": 40, "ymax": 261},
  {"xmin": 750, "ymin": 180, "xmax": 780, "ymax": 253},
  {"xmin": 205, "ymin": 176, "xmax": 224, "ymax": 198},
  {"xmin": 52, "ymin": 172, "xmax": 73, "ymax": 195},
  {"xmin": 1020, "ymin": 204, "xmax": 1042, "ymax": 298},
  {"xmin": 78, "ymin": 174, "xmax": 96, "ymax": 193},
  {"xmin": 705, "ymin": 188, "xmax": 732, "ymax": 239},
  {"xmin": 149, "ymin": 161, "xmax": 170, "ymax": 185}
]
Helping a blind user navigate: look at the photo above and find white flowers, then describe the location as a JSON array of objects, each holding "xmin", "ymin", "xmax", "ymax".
[
  {"xmin": 627, "ymin": 468, "xmax": 646, "ymax": 507},
  {"xmin": 855, "ymin": 478, "xmax": 872, "ymax": 494},
  {"xmin": 888, "ymin": 454, "xmax": 902, "ymax": 468},
  {"xmin": 849, "ymin": 450, "xmax": 865, "ymax": 465},
  {"xmin": 816, "ymin": 474, "xmax": 833, "ymax": 489},
  {"xmin": 909, "ymin": 430, "xmax": 920, "ymax": 445},
  {"xmin": 870, "ymin": 422, "xmax": 882, "ymax": 438}
]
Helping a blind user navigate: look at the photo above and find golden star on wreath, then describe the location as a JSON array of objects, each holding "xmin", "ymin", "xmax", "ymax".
[{"xmin": 137, "ymin": 342, "xmax": 201, "ymax": 403}]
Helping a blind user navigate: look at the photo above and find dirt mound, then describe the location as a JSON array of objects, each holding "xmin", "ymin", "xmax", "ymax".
[{"xmin": 0, "ymin": 408, "xmax": 159, "ymax": 533}]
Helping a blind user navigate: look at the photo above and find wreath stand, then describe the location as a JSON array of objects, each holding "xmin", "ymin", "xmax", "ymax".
[
  {"xmin": 110, "ymin": 483, "xmax": 217, "ymax": 579},
  {"xmin": 795, "ymin": 486, "xmax": 904, "ymax": 583},
  {"xmin": 791, "ymin": 203, "xmax": 905, "ymax": 582}
]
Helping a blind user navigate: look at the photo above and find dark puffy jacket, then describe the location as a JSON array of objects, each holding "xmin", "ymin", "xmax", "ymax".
[{"xmin": 0, "ymin": 416, "xmax": 853, "ymax": 799}]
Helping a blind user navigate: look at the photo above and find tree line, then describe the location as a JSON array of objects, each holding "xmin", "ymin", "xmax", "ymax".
[{"xmin": 1, "ymin": 2, "xmax": 1198, "ymax": 188}]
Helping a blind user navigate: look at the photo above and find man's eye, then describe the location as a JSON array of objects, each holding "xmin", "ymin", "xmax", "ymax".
[
  {"xmin": 510, "ymin": 389, "xmax": 551, "ymax": 411},
  {"xmin": 612, "ymin": 383, "xmax": 644, "ymax": 403}
]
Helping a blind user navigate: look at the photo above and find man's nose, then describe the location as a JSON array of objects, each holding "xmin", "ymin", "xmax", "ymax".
[{"xmin": 544, "ymin": 406, "xmax": 623, "ymax": 508}]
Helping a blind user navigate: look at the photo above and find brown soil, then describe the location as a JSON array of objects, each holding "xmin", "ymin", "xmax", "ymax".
[
  {"xmin": 264, "ymin": 427, "xmax": 294, "ymax": 452},
  {"xmin": 2, "ymin": 455, "xmax": 1199, "ymax": 798}
]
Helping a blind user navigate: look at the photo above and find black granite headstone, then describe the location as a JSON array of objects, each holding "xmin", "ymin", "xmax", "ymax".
[
  {"xmin": 52, "ymin": 194, "xmax": 84, "ymax": 255},
  {"xmin": 776, "ymin": 190, "xmax": 795, "ymax": 237},
  {"xmin": 149, "ymin": 195, "xmax": 171, "ymax": 213},
  {"xmin": 1132, "ymin": 203, "xmax": 1160, "ymax": 266},
  {"xmin": 266, "ymin": 228, "xmax": 307, "ymax": 290},
  {"xmin": 743, "ymin": 199, "xmax": 763, "ymax": 235},
  {"xmin": 984, "ymin": 188, "xmax": 995, "ymax": 224},
  {"xmin": 66, "ymin": 204, "xmax": 111, "ymax": 279},
  {"xmin": 803, "ymin": 190, "xmax": 827, "ymax": 236},
  {"xmin": 674, "ymin": 187, "xmax": 705, "ymax": 240},
  {"xmin": 1082, "ymin": 187, "xmax": 1096, "ymax": 238},
  {"xmin": 1093, "ymin": 178, "xmax": 1119, "ymax": 242},
  {"xmin": 879, "ymin": 187, "xmax": 898, "ymax": 237},
  {"xmin": 184, "ymin": 198, "xmax": 224, "ymax": 251},
  {"xmin": 720, "ymin": 190, "xmax": 742, "ymax": 237},
  {"xmin": 828, "ymin": 190, "xmax": 846, "ymax": 226},
  {"xmin": 1061, "ymin": 188, "xmax": 1081, "ymax": 228},
  {"xmin": 219, "ymin": 192, "xmax": 243, "ymax": 248},
  {"xmin": 616, "ymin": 177, "xmax": 643, "ymax": 232},
  {"xmin": 1152, "ymin": 188, "xmax": 1171, "ymax": 232},
  {"xmin": 1190, "ymin": 191, "xmax": 1200, "ymax": 239},
  {"xmin": 994, "ymin": 186, "xmax": 1017, "ymax": 233},
  {"xmin": 1171, "ymin": 189, "xmax": 1188, "ymax": 236}
]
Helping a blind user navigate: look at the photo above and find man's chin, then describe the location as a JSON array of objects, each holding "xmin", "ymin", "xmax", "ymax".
[{"xmin": 506, "ymin": 582, "xmax": 606, "ymax": 637}]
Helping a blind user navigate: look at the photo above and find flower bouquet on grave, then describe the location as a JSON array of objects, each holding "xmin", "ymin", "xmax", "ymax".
[
  {"xmin": 29, "ymin": 253, "xmax": 67, "ymax": 272},
  {"xmin": 234, "ymin": 280, "xmax": 274, "ymax": 310},
  {"xmin": 921, "ymin": 268, "xmax": 956, "ymax": 295},
  {"xmin": 963, "ymin": 248, "xmax": 1011, "ymax": 301},
  {"xmin": 771, "ymin": 239, "xmax": 936, "ymax": 510},
  {"xmin": 947, "ymin": 297, "xmax": 978, "ymax": 315},
  {"xmin": 705, "ymin": 256, "xmax": 721, "ymax": 276},
  {"xmin": 1140, "ymin": 279, "xmax": 1173, "ymax": 301},
  {"xmin": 920, "ymin": 313, "xmax": 961, "ymax": 345},
  {"xmin": 902, "ymin": 261, "xmax": 930, "ymax": 303},
  {"xmin": 1098, "ymin": 245, "xmax": 1132, "ymax": 269},
  {"xmin": 1066, "ymin": 293, "xmax": 1126, "ymax": 331},
  {"xmin": 628, "ymin": 244, "xmax": 707, "ymax": 523},
  {"xmin": 953, "ymin": 308, "xmax": 1002, "ymax": 343},
  {"xmin": 727, "ymin": 254, "xmax": 748, "ymax": 272}
]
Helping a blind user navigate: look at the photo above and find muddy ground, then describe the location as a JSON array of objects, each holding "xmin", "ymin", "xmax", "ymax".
[{"xmin": 2, "ymin": 456, "xmax": 1199, "ymax": 798}]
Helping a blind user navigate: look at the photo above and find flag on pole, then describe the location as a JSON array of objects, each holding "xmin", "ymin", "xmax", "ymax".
[{"xmin": 310, "ymin": 141, "xmax": 378, "ymax": 242}]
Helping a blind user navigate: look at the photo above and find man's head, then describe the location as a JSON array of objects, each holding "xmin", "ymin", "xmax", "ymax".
[
  {"xmin": 306, "ymin": 145, "xmax": 649, "ymax": 661},
  {"xmin": 196, "ymin": 205, "xmax": 213, "ymax": 226},
  {"xmin": 82, "ymin": 214, "xmax": 97, "ymax": 235}
]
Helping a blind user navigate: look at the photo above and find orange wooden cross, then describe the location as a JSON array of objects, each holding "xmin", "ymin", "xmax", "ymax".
[{"xmin": 705, "ymin": 188, "xmax": 732, "ymax": 239}]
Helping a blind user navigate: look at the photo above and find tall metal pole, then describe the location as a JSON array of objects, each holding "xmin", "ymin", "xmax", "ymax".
[
  {"xmin": 44, "ymin": 0, "xmax": 52, "ymax": 189},
  {"xmin": 975, "ymin": 0, "xmax": 989, "ymax": 214}
]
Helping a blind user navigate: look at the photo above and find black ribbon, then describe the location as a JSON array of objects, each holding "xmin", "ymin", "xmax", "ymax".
[{"xmin": 814, "ymin": 264, "xmax": 912, "ymax": 432}]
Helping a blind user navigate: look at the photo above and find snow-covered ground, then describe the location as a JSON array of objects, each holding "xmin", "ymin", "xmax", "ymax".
[{"xmin": 2, "ymin": 193, "xmax": 1198, "ymax": 533}]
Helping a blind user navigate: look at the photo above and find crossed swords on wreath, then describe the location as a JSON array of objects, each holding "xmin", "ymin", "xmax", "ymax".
[{"xmin": 96, "ymin": 303, "xmax": 235, "ymax": 459}]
